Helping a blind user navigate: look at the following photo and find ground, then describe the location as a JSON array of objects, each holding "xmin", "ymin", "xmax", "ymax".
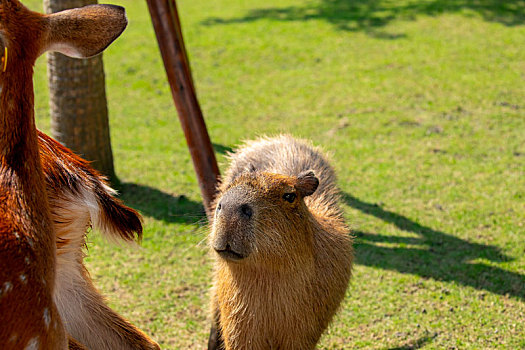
[{"xmin": 27, "ymin": 0, "xmax": 524, "ymax": 348}]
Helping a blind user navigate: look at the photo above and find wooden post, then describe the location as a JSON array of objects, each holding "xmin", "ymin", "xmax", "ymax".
[{"xmin": 146, "ymin": 0, "xmax": 220, "ymax": 217}]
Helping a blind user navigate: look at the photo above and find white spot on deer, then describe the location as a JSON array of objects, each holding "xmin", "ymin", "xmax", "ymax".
[
  {"xmin": 14, "ymin": 231, "xmax": 20, "ymax": 239},
  {"xmin": 43, "ymin": 308, "xmax": 51, "ymax": 328},
  {"xmin": 25, "ymin": 256, "xmax": 30, "ymax": 265},
  {"xmin": 24, "ymin": 337, "xmax": 39, "ymax": 350},
  {"xmin": 2, "ymin": 281, "xmax": 13, "ymax": 294},
  {"xmin": 27, "ymin": 237, "xmax": 34, "ymax": 248},
  {"xmin": 19, "ymin": 275, "xmax": 27, "ymax": 284}
]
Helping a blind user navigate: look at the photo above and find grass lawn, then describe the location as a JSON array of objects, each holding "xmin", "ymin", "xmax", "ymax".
[{"xmin": 27, "ymin": 0, "xmax": 524, "ymax": 348}]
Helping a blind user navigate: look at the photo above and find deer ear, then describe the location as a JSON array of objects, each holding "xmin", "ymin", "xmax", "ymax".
[
  {"xmin": 44, "ymin": 4, "xmax": 127, "ymax": 58},
  {"xmin": 296, "ymin": 170, "xmax": 319, "ymax": 197}
]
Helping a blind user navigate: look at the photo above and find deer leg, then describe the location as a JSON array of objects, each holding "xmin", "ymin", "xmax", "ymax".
[
  {"xmin": 56, "ymin": 260, "xmax": 160, "ymax": 350},
  {"xmin": 50, "ymin": 192, "xmax": 159, "ymax": 350}
]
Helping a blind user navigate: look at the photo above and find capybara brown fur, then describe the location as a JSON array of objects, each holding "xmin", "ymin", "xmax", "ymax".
[{"xmin": 208, "ymin": 135, "xmax": 354, "ymax": 350}]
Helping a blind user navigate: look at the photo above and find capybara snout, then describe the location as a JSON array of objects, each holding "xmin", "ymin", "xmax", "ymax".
[
  {"xmin": 216, "ymin": 187, "xmax": 255, "ymax": 222},
  {"xmin": 212, "ymin": 186, "xmax": 256, "ymax": 261}
]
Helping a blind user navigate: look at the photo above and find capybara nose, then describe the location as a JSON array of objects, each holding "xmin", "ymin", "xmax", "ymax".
[
  {"xmin": 216, "ymin": 187, "xmax": 254, "ymax": 221},
  {"xmin": 238, "ymin": 204, "xmax": 253, "ymax": 219}
]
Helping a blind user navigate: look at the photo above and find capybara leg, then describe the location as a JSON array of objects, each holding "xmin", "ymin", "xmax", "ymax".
[{"xmin": 208, "ymin": 308, "xmax": 224, "ymax": 350}]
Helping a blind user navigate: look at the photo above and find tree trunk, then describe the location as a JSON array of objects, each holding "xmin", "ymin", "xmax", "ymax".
[{"xmin": 44, "ymin": 0, "xmax": 116, "ymax": 182}]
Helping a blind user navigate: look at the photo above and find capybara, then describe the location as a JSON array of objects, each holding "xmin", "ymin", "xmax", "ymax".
[{"xmin": 208, "ymin": 135, "xmax": 354, "ymax": 350}]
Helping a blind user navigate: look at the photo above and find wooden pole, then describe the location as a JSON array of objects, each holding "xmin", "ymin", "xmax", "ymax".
[{"xmin": 146, "ymin": 0, "xmax": 220, "ymax": 217}]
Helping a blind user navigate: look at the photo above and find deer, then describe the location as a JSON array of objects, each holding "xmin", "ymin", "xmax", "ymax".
[
  {"xmin": 0, "ymin": 0, "xmax": 129, "ymax": 348},
  {"xmin": 38, "ymin": 130, "xmax": 160, "ymax": 350}
]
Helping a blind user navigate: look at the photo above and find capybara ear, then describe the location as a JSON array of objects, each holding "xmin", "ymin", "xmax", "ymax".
[
  {"xmin": 230, "ymin": 163, "xmax": 257, "ymax": 184},
  {"xmin": 296, "ymin": 170, "xmax": 319, "ymax": 197}
]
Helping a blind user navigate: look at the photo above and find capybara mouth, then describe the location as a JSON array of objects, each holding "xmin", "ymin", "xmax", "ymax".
[{"xmin": 215, "ymin": 248, "xmax": 245, "ymax": 261}]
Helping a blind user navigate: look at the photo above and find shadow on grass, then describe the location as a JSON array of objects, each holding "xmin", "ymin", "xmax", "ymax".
[
  {"xmin": 118, "ymin": 182, "xmax": 206, "ymax": 225},
  {"xmin": 387, "ymin": 331, "xmax": 438, "ymax": 350},
  {"xmin": 202, "ymin": 0, "xmax": 524, "ymax": 34},
  {"xmin": 213, "ymin": 143, "xmax": 234, "ymax": 155},
  {"xmin": 343, "ymin": 193, "xmax": 525, "ymax": 300}
]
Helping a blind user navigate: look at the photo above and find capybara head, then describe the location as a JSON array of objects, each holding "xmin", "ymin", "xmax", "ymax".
[{"xmin": 211, "ymin": 169, "xmax": 319, "ymax": 264}]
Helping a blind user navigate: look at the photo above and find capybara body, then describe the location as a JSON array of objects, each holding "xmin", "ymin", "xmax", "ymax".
[{"xmin": 209, "ymin": 135, "xmax": 354, "ymax": 350}]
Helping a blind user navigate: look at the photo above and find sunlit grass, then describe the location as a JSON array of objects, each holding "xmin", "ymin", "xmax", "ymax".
[{"xmin": 26, "ymin": 0, "xmax": 525, "ymax": 348}]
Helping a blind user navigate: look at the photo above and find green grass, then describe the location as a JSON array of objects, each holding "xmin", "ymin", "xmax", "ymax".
[{"xmin": 26, "ymin": 0, "xmax": 525, "ymax": 348}]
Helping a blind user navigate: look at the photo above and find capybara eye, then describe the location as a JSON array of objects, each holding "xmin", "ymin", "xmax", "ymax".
[
  {"xmin": 283, "ymin": 193, "xmax": 296, "ymax": 203},
  {"xmin": 217, "ymin": 203, "xmax": 222, "ymax": 211}
]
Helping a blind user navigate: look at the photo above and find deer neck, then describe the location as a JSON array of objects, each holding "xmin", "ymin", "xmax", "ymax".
[
  {"xmin": 0, "ymin": 65, "xmax": 38, "ymax": 159},
  {"xmin": 0, "ymin": 64, "xmax": 53, "ymax": 242}
]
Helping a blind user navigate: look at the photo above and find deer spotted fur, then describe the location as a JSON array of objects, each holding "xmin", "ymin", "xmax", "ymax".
[
  {"xmin": 0, "ymin": 1, "xmax": 156, "ymax": 348},
  {"xmin": 208, "ymin": 135, "xmax": 354, "ymax": 350},
  {"xmin": 38, "ymin": 131, "xmax": 160, "ymax": 350}
]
